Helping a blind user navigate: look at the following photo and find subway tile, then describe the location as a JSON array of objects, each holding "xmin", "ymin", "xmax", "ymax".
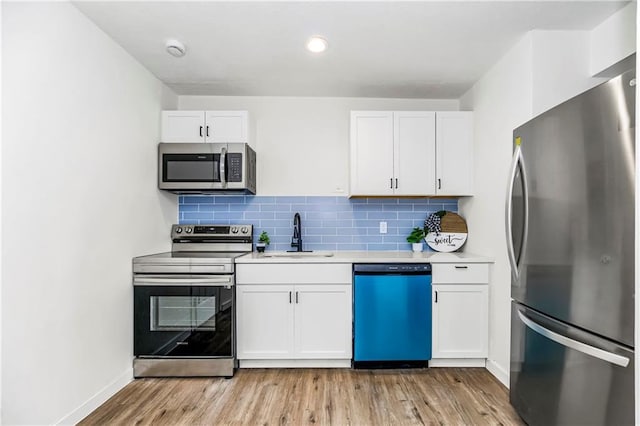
[
  {"xmin": 249, "ymin": 196, "xmax": 276, "ymax": 204},
  {"xmin": 276, "ymin": 196, "xmax": 306, "ymax": 204},
  {"xmin": 305, "ymin": 227, "xmax": 337, "ymax": 236},
  {"xmin": 351, "ymin": 203, "xmax": 383, "ymax": 212},
  {"xmin": 306, "ymin": 211, "xmax": 338, "ymax": 221},
  {"xmin": 306, "ymin": 196, "xmax": 337, "ymax": 204},
  {"xmin": 183, "ymin": 195, "xmax": 213, "ymax": 204},
  {"xmin": 183, "ymin": 212, "xmax": 215, "ymax": 221},
  {"xmin": 215, "ymin": 195, "xmax": 245, "ymax": 204},
  {"xmin": 308, "ymin": 243, "xmax": 338, "ymax": 251},
  {"xmin": 322, "ymin": 220, "xmax": 353, "ymax": 228},
  {"xmin": 229, "ymin": 203, "xmax": 260, "ymax": 212},
  {"xmin": 244, "ymin": 212, "xmax": 274, "ymax": 220},
  {"xmin": 322, "ymin": 235, "xmax": 353, "ymax": 244},
  {"xmin": 349, "ymin": 198, "xmax": 367, "ymax": 204},
  {"xmin": 259, "ymin": 220, "xmax": 292, "ymax": 228},
  {"xmin": 367, "ymin": 211, "xmax": 398, "ymax": 220},
  {"xmin": 355, "ymin": 235, "xmax": 384, "ymax": 243},
  {"xmin": 212, "ymin": 212, "xmax": 240, "ymax": 220},
  {"xmin": 260, "ymin": 204, "xmax": 291, "ymax": 212},
  {"xmin": 370, "ymin": 198, "xmax": 398, "ymax": 204},
  {"xmin": 337, "ymin": 212, "xmax": 355, "ymax": 220},
  {"xmin": 366, "ymin": 243, "xmax": 400, "ymax": 251},
  {"xmin": 336, "ymin": 243, "xmax": 368, "ymax": 250},
  {"xmin": 383, "ymin": 204, "xmax": 413, "ymax": 211},
  {"xmin": 177, "ymin": 195, "xmax": 458, "ymax": 251},
  {"xmin": 198, "ymin": 203, "xmax": 229, "ymax": 212}
]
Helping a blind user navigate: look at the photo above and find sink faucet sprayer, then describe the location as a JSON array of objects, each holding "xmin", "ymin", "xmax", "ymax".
[{"xmin": 291, "ymin": 212, "xmax": 303, "ymax": 252}]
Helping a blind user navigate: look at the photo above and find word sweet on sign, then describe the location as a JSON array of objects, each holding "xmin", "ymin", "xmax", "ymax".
[{"xmin": 424, "ymin": 211, "xmax": 468, "ymax": 252}]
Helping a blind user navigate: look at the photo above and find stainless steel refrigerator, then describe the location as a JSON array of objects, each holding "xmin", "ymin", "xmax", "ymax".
[{"xmin": 508, "ymin": 69, "xmax": 635, "ymax": 425}]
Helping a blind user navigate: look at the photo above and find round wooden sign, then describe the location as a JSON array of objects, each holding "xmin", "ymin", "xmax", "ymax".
[{"xmin": 424, "ymin": 211, "xmax": 468, "ymax": 252}]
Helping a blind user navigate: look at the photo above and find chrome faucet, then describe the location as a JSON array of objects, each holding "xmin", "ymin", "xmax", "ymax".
[{"xmin": 290, "ymin": 212, "xmax": 303, "ymax": 252}]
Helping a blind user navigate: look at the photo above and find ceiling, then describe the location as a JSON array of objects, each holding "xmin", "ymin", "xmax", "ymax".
[{"xmin": 73, "ymin": 1, "xmax": 630, "ymax": 99}]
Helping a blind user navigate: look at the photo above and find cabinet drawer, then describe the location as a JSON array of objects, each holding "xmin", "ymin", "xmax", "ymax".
[
  {"xmin": 237, "ymin": 263, "xmax": 352, "ymax": 284},
  {"xmin": 432, "ymin": 263, "xmax": 489, "ymax": 284}
]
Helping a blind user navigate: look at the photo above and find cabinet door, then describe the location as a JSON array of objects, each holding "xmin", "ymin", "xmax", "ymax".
[
  {"xmin": 294, "ymin": 285, "xmax": 352, "ymax": 359},
  {"xmin": 161, "ymin": 111, "xmax": 206, "ymax": 142},
  {"xmin": 350, "ymin": 111, "xmax": 394, "ymax": 195},
  {"xmin": 435, "ymin": 111, "xmax": 473, "ymax": 195},
  {"xmin": 236, "ymin": 285, "xmax": 294, "ymax": 359},
  {"xmin": 205, "ymin": 111, "xmax": 248, "ymax": 143},
  {"xmin": 394, "ymin": 111, "xmax": 436, "ymax": 195},
  {"xmin": 432, "ymin": 284, "xmax": 488, "ymax": 358}
]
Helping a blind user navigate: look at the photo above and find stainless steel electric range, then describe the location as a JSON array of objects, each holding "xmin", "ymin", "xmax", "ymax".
[{"xmin": 132, "ymin": 224, "xmax": 253, "ymax": 378}]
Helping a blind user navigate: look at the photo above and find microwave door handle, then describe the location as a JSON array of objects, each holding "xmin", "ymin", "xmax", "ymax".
[{"xmin": 219, "ymin": 147, "xmax": 227, "ymax": 187}]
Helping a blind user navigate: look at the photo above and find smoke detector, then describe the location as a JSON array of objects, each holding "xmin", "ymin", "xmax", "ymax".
[{"xmin": 166, "ymin": 39, "xmax": 186, "ymax": 58}]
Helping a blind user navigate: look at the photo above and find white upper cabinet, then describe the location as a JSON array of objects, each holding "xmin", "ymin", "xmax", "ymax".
[
  {"xmin": 161, "ymin": 110, "xmax": 249, "ymax": 143},
  {"xmin": 394, "ymin": 112, "xmax": 437, "ymax": 196},
  {"xmin": 350, "ymin": 111, "xmax": 395, "ymax": 195},
  {"xmin": 436, "ymin": 111, "xmax": 473, "ymax": 196},
  {"xmin": 350, "ymin": 110, "xmax": 473, "ymax": 197}
]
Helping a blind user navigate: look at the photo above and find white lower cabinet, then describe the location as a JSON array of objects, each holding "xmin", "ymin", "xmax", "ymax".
[
  {"xmin": 432, "ymin": 284, "xmax": 488, "ymax": 358},
  {"xmin": 430, "ymin": 263, "xmax": 489, "ymax": 366},
  {"xmin": 236, "ymin": 263, "xmax": 352, "ymax": 367},
  {"xmin": 236, "ymin": 285, "xmax": 294, "ymax": 358}
]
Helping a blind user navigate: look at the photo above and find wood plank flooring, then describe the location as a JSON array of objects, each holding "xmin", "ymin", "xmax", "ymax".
[{"xmin": 79, "ymin": 368, "xmax": 524, "ymax": 425}]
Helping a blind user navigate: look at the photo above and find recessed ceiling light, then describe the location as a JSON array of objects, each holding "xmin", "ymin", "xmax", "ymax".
[
  {"xmin": 166, "ymin": 39, "xmax": 186, "ymax": 58},
  {"xmin": 306, "ymin": 36, "xmax": 328, "ymax": 53}
]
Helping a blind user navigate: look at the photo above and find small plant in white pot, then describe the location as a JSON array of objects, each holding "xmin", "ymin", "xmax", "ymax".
[
  {"xmin": 256, "ymin": 231, "xmax": 270, "ymax": 253},
  {"xmin": 406, "ymin": 227, "xmax": 426, "ymax": 252}
]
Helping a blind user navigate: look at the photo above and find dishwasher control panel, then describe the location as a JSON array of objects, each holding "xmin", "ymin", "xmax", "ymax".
[{"xmin": 353, "ymin": 263, "xmax": 432, "ymax": 273}]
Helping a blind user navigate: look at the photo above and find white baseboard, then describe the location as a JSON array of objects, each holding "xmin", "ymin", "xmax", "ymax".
[
  {"xmin": 486, "ymin": 359, "xmax": 509, "ymax": 387},
  {"xmin": 428, "ymin": 358, "xmax": 486, "ymax": 367},
  {"xmin": 56, "ymin": 367, "xmax": 133, "ymax": 425},
  {"xmin": 239, "ymin": 359, "xmax": 351, "ymax": 368}
]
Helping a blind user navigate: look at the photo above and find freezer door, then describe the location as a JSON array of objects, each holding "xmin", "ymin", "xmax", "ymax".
[
  {"xmin": 510, "ymin": 70, "xmax": 635, "ymax": 346},
  {"xmin": 510, "ymin": 302, "xmax": 634, "ymax": 426}
]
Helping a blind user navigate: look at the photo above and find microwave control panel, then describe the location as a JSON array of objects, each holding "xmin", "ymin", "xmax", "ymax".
[{"xmin": 227, "ymin": 153, "xmax": 243, "ymax": 182}]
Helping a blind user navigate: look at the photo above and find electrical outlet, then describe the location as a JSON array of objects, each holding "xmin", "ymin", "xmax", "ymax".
[{"xmin": 379, "ymin": 221, "xmax": 387, "ymax": 234}]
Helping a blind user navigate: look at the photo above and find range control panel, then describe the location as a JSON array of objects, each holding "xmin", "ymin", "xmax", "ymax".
[{"xmin": 171, "ymin": 224, "xmax": 253, "ymax": 239}]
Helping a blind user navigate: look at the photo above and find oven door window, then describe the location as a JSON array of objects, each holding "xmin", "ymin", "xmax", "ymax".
[
  {"xmin": 162, "ymin": 153, "xmax": 221, "ymax": 182},
  {"xmin": 134, "ymin": 285, "xmax": 233, "ymax": 357},
  {"xmin": 150, "ymin": 295, "xmax": 217, "ymax": 331}
]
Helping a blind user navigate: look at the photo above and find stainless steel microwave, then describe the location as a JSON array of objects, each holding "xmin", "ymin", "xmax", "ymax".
[{"xmin": 158, "ymin": 143, "xmax": 256, "ymax": 194}]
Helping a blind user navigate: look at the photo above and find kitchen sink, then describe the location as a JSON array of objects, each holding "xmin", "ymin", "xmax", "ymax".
[{"xmin": 261, "ymin": 251, "xmax": 334, "ymax": 258}]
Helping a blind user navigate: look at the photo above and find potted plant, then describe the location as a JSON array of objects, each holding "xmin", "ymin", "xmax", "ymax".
[
  {"xmin": 256, "ymin": 231, "xmax": 270, "ymax": 253},
  {"xmin": 406, "ymin": 227, "xmax": 426, "ymax": 252}
]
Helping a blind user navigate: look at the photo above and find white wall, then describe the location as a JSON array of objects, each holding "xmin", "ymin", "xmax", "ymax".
[
  {"xmin": 591, "ymin": 2, "xmax": 636, "ymax": 77},
  {"xmin": 459, "ymin": 33, "xmax": 533, "ymax": 385},
  {"xmin": 531, "ymin": 30, "xmax": 606, "ymax": 116},
  {"xmin": 178, "ymin": 96, "xmax": 459, "ymax": 195},
  {"xmin": 461, "ymin": 27, "xmax": 634, "ymax": 387},
  {"xmin": 2, "ymin": 3, "xmax": 177, "ymax": 424}
]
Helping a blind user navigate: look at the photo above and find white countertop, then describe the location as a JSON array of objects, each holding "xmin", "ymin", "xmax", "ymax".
[{"xmin": 236, "ymin": 250, "xmax": 493, "ymax": 264}]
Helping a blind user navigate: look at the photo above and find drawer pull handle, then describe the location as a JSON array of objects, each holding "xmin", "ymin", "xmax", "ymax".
[{"xmin": 455, "ymin": 266, "xmax": 468, "ymax": 269}]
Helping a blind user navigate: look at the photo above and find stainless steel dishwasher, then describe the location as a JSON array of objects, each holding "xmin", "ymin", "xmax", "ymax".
[{"xmin": 353, "ymin": 263, "xmax": 432, "ymax": 368}]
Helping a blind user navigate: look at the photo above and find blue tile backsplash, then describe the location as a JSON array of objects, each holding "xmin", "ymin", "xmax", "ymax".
[{"xmin": 178, "ymin": 196, "xmax": 458, "ymax": 251}]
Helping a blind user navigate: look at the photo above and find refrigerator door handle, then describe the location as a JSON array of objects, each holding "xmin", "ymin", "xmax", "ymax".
[
  {"xmin": 505, "ymin": 145, "xmax": 529, "ymax": 281},
  {"xmin": 517, "ymin": 310, "xmax": 630, "ymax": 367}
]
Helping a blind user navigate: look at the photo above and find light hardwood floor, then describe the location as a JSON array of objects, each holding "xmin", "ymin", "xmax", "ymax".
[{"xmin": 80, "ymin": 368, "xmax": 524, "ymax": 425}]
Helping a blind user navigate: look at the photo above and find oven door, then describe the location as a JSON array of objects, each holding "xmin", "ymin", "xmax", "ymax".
[{"xmin": 134, "ymin": 274, "xmax": 234, "ymax": 358}]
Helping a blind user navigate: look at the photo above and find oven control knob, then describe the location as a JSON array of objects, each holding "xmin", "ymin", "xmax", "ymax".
[
  {"xmin": 231, "ymin": 227, "xmax": 239, "ymax": 233},
  {"xmin": 241, "ymin": 227, "xmax": 249, "ymax": 234},
  {"xmin": 185, "ymin": 227, "xmax": 192, "ymax": 234},
  {"xmin": 175, "ymin": 227, "xmax": 183, "ymax": 234}
]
